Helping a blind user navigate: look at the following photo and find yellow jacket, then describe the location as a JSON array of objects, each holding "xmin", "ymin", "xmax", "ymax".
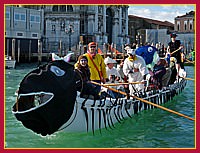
[{"xmin": 83, "ymin": 53, "xmax": 107, "ymax": 80}]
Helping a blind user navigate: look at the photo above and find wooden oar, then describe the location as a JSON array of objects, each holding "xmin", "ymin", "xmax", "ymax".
[
  {"xmin": 91, "ymin": 81, "xmax": 195, "ymax": 121},
  {"xmin": 104, "ymin": 81, "xmax": 144, "ymax": 86},
  {"xmin": 170, "ymin": 48, "xmax": 181, "ymax": 55},
  {"xmin": 185, "ymin": 58, "xmax": 195, "ymax": 64},
  {"xmin": 180, "ymin": 76, "xmax": 195, "ymax": 81}
]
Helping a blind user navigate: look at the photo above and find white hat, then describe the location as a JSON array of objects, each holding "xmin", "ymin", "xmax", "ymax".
[
  {"xmin": 104, "ymin": 57, "xmax": 117, "ymax": 64},
  {"xmin": 127, "ymin": 49, "xmax": 135, "ymax": 55},
  {"xmin": 124, "ymin": 46, "xmax": 131, "ymax": 50}
]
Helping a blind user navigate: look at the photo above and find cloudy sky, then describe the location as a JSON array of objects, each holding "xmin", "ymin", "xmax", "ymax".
[{"xmin": 128, "ymin": 5, "xmax": 195, "ymax": 23}]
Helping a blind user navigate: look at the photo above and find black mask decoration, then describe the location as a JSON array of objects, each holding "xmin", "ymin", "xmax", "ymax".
[{"xmin": 12, "ymin": 60, "xmax": 77, "ymax": 136}]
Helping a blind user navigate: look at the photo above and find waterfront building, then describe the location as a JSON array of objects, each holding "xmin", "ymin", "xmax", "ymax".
[
  {"xmin": 128, "ymin": 15, "xmax": 174, "ymax": 46},
  {"xmin": 5, "ymin": 5, "xmax": 129, "ymax": 61},
  {"xmin": 43, "ymin": 5, "xmax": 129, "ymax": 55},
  {"xmin": 174, "ymin": 11, "xmax": 195, "ymax": 54},
  {"xmin": 5, "ymin": 5, "xmax": 44, "ymax": 62},
  {"xmin": 5, "ymin": 5, "xmax": 194, "ymax": 62},
  {"xmin": 175, "ymin": 11, "xmax": 195, "ymax": 33}
]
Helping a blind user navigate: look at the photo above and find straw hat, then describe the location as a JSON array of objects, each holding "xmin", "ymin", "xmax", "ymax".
[
  {"xmin": 127, "ymin": 49, "xmax": 135, "ymax": 55},
  {"xmin": 104, "ymin": 57, "xmax": 117, "ymax": 64},
  {"xmin": 124, "ymin": 45, "xmax": 131, "ymax": 50}
]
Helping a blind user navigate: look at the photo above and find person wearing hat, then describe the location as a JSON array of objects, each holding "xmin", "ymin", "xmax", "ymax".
[
  {"xmin": 104, "ymin": 56, "xmax": 124, "ymax": 98},
  {"xmin": 83, "ymin": 42, "xmax": 107, "ymax": 93},
  {"xmin": 104, "ymin": 56, "xmax": 121, "ymax": 83},
  {"xmin": 74, "ymin": 55, "xmax": 100, "ymax": 99},
  {"xmin": 123, "ymin": 48, "xmax": 149, "ymax": 95},
  {"xmin": 166, "ymin": 33, "xmax": 183, "ymax": 80}
]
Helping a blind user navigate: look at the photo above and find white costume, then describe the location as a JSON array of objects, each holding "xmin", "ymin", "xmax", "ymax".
[
  {"xmin": 123, "ymin": 49, "xmax": 149, "ymax": 94},
  {"xmin": 104, "ymin": 57, "xmax": 121, "ymax": 83},
  {"xmin": 106, "ymin": 67, "xmax": 121, "ymax": 82},
  {"xmin": 104, "ymin": 57, "xmax": 123, "ymax": 98}
]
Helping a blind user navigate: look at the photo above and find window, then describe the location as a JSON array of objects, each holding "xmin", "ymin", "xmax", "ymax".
[
  {"xmin": 6, "ymin": 12, "xmax": 10, "ymax": 19},
  {"xmin": 60, "ymin": 5, "xmax": 66, "ymax": 12},
  {"xmin": 36, "ymin": 16, "xmax": 40, "ymax": 22},
  {"xmin": 189, "ymin": 20, "xmax": 193, "ymax": 30},
  {"xmin": 60, "ymin": 20, "xmax": 65, "ymax": 31},
  {"xmin": 52, "ymin": 25, "xmax": 56, "ymax": 31},
  {"xmin": 32, "ymin": 33, "xmax": 38, "ymax": 37},
  {"xmin": 30, "ymin": 15, "xmax": 35, "ymax": 22},
  {"xmin": 177, "ymin": 21, "xmax": 180, "ymax": 31},
  {"xmin": 30, "ymin": 15, "xmax": 40, "ymax": 23},
  {"xmin": 184, "ymin": 21, "xmax": 187, "ymax": 31},
  {"xmin": 21, "ymin": 14, "xmax": 26, "ymax": 21},
  {"xmin": 52, "ymin": 5, "xmax": 58, "ymax": 12},
  {"xmin": 15, "ymin": 13, "xmax": 20, "ymax": 20},
  {"xmin": 17, "ymin": 32, "xmax": 23, "ymax": 36},
  {"xmin": 14, "ymin": 13, "xmax": 26, "ymax": 21},
  {"xmin": 67, "ymin": 5, "xmax": 73, "ymax": 12}
]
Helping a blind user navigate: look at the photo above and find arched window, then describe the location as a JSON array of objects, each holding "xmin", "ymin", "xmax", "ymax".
[
  {"xmin": 106, "ymin": 8, "xmax": 114, "ymax": 44},
  {"xmin": 177, "ymin": 21, "xmax": 180, "ymax": 31},
  {"xmin": 52, "ymin": 5, "xmax": 58, "ymax": 12},
  {"xmin": 184, "ymin": 21, "xmax": 187, "ymax": 31},
  {"xmin": 67, "ymin": 5, "xmax": 73, "ymax": 12},
  {"xmin": 189, "ymin": 20, "xmax": 193, "ymax": 30},
  {"xmin": 60, "ymin": 5, "xmax": 66, "ymax": 12}
]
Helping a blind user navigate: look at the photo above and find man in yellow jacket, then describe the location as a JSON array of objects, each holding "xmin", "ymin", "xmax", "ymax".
[{"xmin": 83, "ymin": 42, "xmax": 107, "ymax": 92}]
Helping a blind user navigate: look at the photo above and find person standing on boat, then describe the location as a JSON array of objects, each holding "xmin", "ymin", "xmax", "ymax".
[
  {"xmin": 123, "ymin": 48, "xmax": 149, "ymax": 95},
  {"xmin": 74, "ymin": 55, "xmax": 100, "ymax": 99},
  {"xmin": 83, "ymin": 42, "xmax": 107, "ymax": 93},
  {"xmin": 166, "ymin": 33, "xmax": 183, "ymax": 79}
]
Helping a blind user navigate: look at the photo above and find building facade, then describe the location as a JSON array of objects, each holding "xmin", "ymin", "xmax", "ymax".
[
  {"xmin": 43, "ymin": 5, "xmax": 129, "ymax": 55},
  {"xmin": 128, "ymin": 15, "xmax": 174, "ymax": 45},
  {"xmin": 5, "ymin": 5, "xmax": 129, "ymax": 62},
  {"xmin": 174, "ymin": 11, "xmax": 195, "ymax": 54},
  {"xmin": 5, "ymin": 5, "xmax": 44, "ymax": 62},
  {"xmin": 174, "ymin": 11, "xmax": 195, "ymax": 33}
]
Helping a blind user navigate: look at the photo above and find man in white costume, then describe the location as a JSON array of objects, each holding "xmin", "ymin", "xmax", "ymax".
[{"xmin": 123, "ymin": 48, "xmax": 149, "ymax": 95}]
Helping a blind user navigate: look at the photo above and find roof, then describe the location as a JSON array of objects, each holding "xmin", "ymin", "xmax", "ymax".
[
  {"xmin": 175, "ymin": 11, "xmax": 195, "ymax": 19},
  {"xmin": 128, "ymin": 15, "xmax": 174, "ymax": 27}
]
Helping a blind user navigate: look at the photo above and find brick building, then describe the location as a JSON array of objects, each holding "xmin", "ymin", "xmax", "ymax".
[
  {"xmin": 174, "ymin": 11, "xmax": 195, "ymax": 54},
  {"xmin": 174, "ymin": 11, "xmax": 195, "ymax": 33}
]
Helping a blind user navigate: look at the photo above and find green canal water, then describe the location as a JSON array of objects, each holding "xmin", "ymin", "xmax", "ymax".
[{"xmin": 5, "ymin": 63, "xmax": 195, "ymax": 148}]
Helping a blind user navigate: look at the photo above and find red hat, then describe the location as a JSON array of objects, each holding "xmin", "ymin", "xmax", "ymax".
[
  {"xmin": 170, "ymin": 33, "xmax": 177, "ymax": 38},
  {"xmin": 88, "ymin": 42, "xmax": 96, "ymax": 47}
]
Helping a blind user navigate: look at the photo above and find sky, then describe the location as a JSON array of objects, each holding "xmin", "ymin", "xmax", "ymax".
[{"xmin": 128, "ymin": 5, "xmax": 195, "ymax": 23}]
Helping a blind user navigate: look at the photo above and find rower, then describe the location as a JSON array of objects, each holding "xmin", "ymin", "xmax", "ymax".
[{"xmin": 166, "ymin": 33, "xmax": 184, "ymax": 80}]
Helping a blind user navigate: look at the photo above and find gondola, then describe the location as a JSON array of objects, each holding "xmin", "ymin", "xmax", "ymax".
[{"xmin": 12, "ymin": 59, "xmax": 187, "ymax": 136}]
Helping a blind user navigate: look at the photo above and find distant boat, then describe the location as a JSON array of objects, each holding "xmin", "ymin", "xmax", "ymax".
[{"xmin": 5, "ymin": 56, "xmax": 16, "ymax": 69}]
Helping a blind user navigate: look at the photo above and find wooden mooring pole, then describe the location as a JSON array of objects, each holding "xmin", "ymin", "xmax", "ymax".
[{"xmin": 38, "ymin": 39, "xmax": 42, "ymax": 65}]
